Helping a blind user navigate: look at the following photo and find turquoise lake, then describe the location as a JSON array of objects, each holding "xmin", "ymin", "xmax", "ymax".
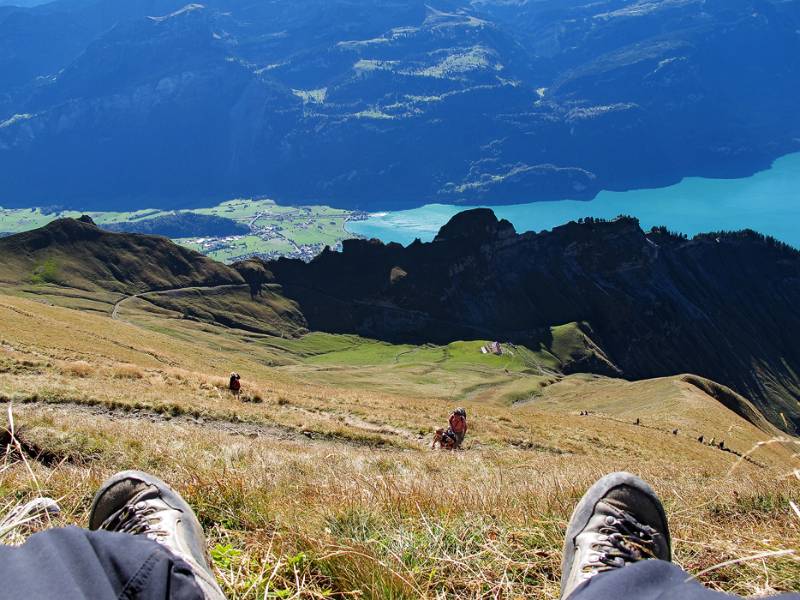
[{"xmin": 346, "ymin": 153, "xmax": 800, "ymax": 248}]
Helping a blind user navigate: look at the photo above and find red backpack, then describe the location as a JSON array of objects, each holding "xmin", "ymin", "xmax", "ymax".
[{"xmin": 449, "ymin": 413, "xmax": 467, "ymax": 435}]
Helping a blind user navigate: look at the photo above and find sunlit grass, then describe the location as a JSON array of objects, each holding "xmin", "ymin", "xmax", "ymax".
[{"xmin": 0, "ymin": 291, "xmax": 798, "ymax": 597}]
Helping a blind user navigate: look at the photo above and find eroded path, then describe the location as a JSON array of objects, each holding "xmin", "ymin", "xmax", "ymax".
[
  {"xmin": 1, "ymin": 398, "xmax": 424, "ymax": 453},
  {"xmin": 111, "ymin": 284, "xmax": 246, "ymax": 321}
]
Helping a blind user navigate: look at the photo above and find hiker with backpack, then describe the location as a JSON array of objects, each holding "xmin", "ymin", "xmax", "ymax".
[
  {"xmin": 432, "ymin": 407, "xmax": 468, "ymax": 449},
  {"xmin": 228, "ymin": 372, "xmax": 241, "ymax": 399}
]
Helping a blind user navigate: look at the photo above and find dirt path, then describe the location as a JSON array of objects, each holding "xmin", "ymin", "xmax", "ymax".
[
  {"xmin": 576, "ymin": 411, "xmax": 767, "ymax": 468},
  {"xmin": 111, "ymin": 292, "xmax": 145, "ymax": 320},
  {"xmin": 111, "ymin": 284, "xmax": 247, "ymax": 321},
  {"xmin": 7, "ymin": 399, "xmax": 300, "ymax": 440},
  {"xmin": 2, "ymin": 399, "xmax": 425, "ymax": 452}
]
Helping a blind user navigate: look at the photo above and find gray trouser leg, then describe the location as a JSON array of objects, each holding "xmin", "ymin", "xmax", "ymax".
[
  {"xmin": 569, "ymin": 560, "xmax": 800, "ymax": 600},
  {"xmin": 0, "ymin": 527, "xmax": 205, "ymax": 599}
]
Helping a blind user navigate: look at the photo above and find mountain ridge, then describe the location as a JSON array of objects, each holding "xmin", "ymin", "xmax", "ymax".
[
  {"xmin": 1, "ymin": 213, "xmax": 798, "ymax": 435},
  {"xmin": 0, "ymin": 216, "xmax": 243, "ymax": 293},
  {"xmin": 265, "ymin": 209, "xmax": 800, "ymax": 433},
  {"xmin": 1, "ymin": 0, "xmax": 798, "ymax": 210}
]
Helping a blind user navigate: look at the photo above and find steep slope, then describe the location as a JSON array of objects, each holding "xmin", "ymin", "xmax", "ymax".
[
  {"xmin": 132, "ymin": 285, "xmax": 307, "ymax": 338},
  {"xmin": 0, "ymin": 291, "xmax": 790, "ymax": 464},
  {"xmin": 1, "ymin": 287, "xmax": 798, "ymax": 597},
  {"xmin": 266, "ymin": 209, "xmax": 800, "ymax": 432},
  {"xmin": 0, "ymin": 0, "xmax": 798, "ymax": 209},
  {"xmin": 0, "ymin": 216, "xmax": 243, "ymax": 293}
]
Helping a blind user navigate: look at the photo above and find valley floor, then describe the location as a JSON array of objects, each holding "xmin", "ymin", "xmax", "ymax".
[
  {"xmin": 0, "ymin": 199, "xmax": 366, "ymax": 263},
  {"xmin": 1, "ymin": 289, "xmax": 798, "ymax": 598}
]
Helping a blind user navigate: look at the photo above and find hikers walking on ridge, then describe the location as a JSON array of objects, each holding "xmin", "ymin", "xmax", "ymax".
[
  {"xmin": 432, "ymin": 407, "xmax": 468, "ymax": 450},
  {"xmin": 1, "ymin": 470, "xmax": 798, "ymax": 599}
]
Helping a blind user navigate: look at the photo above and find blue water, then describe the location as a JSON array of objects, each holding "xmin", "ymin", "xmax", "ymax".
[{"xmin": 347, "ymin": 153, "xmax": 800, "ymax": 248}]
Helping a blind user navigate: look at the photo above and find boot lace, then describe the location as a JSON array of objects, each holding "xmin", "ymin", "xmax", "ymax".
[
  {"xmin": 583, "ymin": 506, "xmax": 659, "ymax": 578},
  {"xmin": 101, "ymin": 501, "xmax": 167, "ymax": 542}
]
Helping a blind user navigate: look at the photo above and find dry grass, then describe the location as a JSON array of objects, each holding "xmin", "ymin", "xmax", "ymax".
[
  {"xmin": 0, "ymin": 292, "xmax": 799, "ymax": 597},
  {"xmin": 1, "ymin": 405, "xmax": 798, "ymax": 599},
  {"xmin": 111, "ymin": 364, "xmax": 145, "ymax": 379},
  {"xmin": 59, "ymin": 360, "xmax": 94, "ymax": 378}
]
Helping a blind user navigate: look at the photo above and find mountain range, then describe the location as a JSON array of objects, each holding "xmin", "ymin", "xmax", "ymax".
[
  {"xmin": 1, "ymin": 212, "xmax": 798, "ymax": 436},
  {"xmin": 264, "ymin": 209, "xmax": 800, "ymax": 433},
  {"xmin": 1, "ymin": 0, "xmax": 799, "ymax": 210}
]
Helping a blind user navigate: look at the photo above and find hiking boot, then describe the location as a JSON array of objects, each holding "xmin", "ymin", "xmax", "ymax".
[
  {"xmin": 560, "ymin": 472, "xmax": 671, "ymax": 599},
  {"xmin": 89, "ymin": 470, "xmax": 224, "ymax": 600}
]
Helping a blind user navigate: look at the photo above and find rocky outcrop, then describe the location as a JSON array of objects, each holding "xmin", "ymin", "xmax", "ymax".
[
  {"xmin": 266, "ymin": 209, "xmax": 800, "ymax": 433},
  {"xmin": 232, "ymin": 259, "xmax": 275, "ymax": 299}
]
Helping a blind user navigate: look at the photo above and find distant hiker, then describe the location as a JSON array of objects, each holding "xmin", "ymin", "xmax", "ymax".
[
  {"xmin": 635, "ymin": 418, "xmax": 641, "ymax": 426},
  {"xmin": 229, "ymin": 372, "xmax": 241, "ymax": 399},
  {"xmin": 432, "ymin": 407, "xmax": 468, "ymax": 450}
]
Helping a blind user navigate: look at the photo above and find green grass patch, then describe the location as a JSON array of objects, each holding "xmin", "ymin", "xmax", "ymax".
[
  {"xmin": 265, "ymin": 334, "xmax": 560, "ymax": 377},
  {"xmin": 30, "ymin": 258, "xmax": 60, "ymax": 285},
  {"xmin": 1, "ymin": 198, "xmax": 361, "ymax": 264}
]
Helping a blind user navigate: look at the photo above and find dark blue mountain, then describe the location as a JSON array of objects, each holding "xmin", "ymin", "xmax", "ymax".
[
  {"xmin": 1, "ymin": 0, "xmax": 798, "ymax": 210},
  {"xmin": 0, "ymin": 1, "xmax": 52, "ymax": 6}
]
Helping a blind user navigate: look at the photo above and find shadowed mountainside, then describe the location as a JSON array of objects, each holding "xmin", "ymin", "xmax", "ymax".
[
  {"xmin": 0, "ymin": 0, "xmax": 798, "ymax": 209},
  {"xmin": 266, "ymin": 209, "xmax": 800, "ymax": 433},
  {"xmin": 103, "ymin": 212, "xmax": 249, "ymax": 238}
]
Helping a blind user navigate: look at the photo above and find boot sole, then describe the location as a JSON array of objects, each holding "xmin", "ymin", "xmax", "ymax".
[{"xmin": 560, "ymin": 471, "xmax": 671, "ymax": 598}]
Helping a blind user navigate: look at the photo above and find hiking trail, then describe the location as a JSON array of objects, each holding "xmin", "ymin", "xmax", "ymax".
[{"xmin": 111, "ymin": 284, "xmax": 247, "ymax": 322}]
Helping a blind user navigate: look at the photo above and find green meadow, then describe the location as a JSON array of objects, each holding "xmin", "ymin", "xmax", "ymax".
[{"xmin": 0, "ymin": 199, "xmax": 362, "ymax": 262}]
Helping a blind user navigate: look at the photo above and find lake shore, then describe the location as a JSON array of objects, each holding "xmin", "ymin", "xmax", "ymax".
[{"xmin": 346, "ymin": 153, "xmax": 800, "ymax": 248}]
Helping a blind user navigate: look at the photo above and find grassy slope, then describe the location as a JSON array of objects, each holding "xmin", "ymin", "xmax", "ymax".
[
  {"xmin": 1, "ymin": 291, "xmax": 798, "ymax": 598},
  {"xmin": 0, "ymin": 220, "xmax": 242, "ymax": 293},
  {"xmin": 134, "ymin": 285, "xmax": 307, "ymax": 338}
]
